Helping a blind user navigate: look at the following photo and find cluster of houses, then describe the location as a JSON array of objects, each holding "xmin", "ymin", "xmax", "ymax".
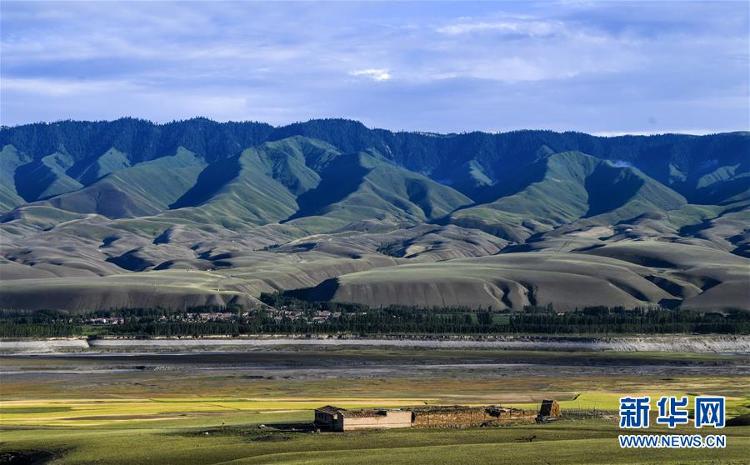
[
  {"xmin": 83, "ymin": 309, "xmax": 346, "ymax": 327},
  {"xmin": 313, "ymin": 401, "xmax": 560, "ymax": 432},
  {"xmin": 268, "ymin": 309, "xmax": 342, "ymax": 323},
  {"xmin": 86, "ymin": 317, "xmax": 125, "ymax": 325},
  {"xmin": 179, "ymin": 312, "xmax": 236, "ymax": 321}
]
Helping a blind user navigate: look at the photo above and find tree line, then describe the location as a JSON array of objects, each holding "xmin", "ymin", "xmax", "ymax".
[{"xmin": 0, "ymin": 298, "xmax": 748, "ymax": 338}]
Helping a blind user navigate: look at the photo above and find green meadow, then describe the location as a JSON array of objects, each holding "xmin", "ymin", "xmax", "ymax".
[{"xmin": 1, "ymin": 348, "xmax": 748, "ymax": 464}]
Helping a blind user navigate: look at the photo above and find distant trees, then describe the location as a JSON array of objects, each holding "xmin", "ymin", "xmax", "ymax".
[
  {"xmin": 1, "ymin": 298, "xmax": 748, "ymax": 338},
  {"xmin": 0, "ymin": 323, "xmax": 82, "ymax": 337}
]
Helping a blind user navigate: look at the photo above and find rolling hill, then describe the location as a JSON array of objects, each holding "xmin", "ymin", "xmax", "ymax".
[
  {"xmin": 448, "ymin": 151, "xmax": 687, "ymax": 241},
  {"xmin": 0, "ymin": 119, "xmax": 748, "ymax": 312}
]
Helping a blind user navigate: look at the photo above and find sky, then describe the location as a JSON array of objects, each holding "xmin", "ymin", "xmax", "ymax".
[{"xmin": 1, "ymin": 1, "xmax": 748, "ymax": 134}]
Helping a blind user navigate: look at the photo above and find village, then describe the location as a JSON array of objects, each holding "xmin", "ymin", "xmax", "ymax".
[{"xmin": 81, "ymin": 308, "xmax": 342, "ymax": 326}]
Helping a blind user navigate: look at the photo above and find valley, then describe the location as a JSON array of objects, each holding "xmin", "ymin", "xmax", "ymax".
[
  {"xmin": 1, "ymin": 120, "xmax": 748, "ymax": 313},
  {"xmin": 1, "ymin": 345, "xmax": 749, "ymax": 465}
]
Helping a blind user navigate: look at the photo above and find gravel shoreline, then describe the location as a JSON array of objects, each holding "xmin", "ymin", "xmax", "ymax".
[{"xmin": 1, "ymin": 335, "xmax": 748, "ymax": 354}]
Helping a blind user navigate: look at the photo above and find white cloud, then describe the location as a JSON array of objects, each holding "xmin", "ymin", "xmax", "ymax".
[
  {"xmin": 349, "ymin": 68, "xmax": 392, "ymax": 81},
  {"xmin": 437, "ymin": 18, "xmax": 563, "ymax": 37},
  {"xmin": 420, "ymin": 57, "xmax": 579, "ymax": 83}
]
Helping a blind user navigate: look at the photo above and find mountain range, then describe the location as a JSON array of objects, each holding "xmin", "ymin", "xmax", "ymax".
[{"xmin": 1, "ymin": 118, "xmax": 748, "ymax": 312}]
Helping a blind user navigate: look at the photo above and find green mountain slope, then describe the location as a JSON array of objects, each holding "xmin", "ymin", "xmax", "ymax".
[
  {"xmin": 14, "ymin": 151, "xmax": 83, "ymax": 202},
  {"xmin": 0, "ymin": 121, "xmax": 748, "ymax": 313},
  {"xmin": 77, "ymin": 148, "xmax": 131, "ymax": 185},
  {"xmin": 162, "ymin": 137, "xmax": 340, "ymax": 229},
  {"xmin": 42, "ymin": 148, "xmax": 206, "ymax": 218},
  {"xmin": 0, "ymin": 145, "xmax": 28, "ymax": 211},
  {"xmin": 287, "ymin": 150, "xmax": 473, "ymax": 231},
  {"xmin": 449, "ymin": 152, "xmax": 686, "ymax": 241}
]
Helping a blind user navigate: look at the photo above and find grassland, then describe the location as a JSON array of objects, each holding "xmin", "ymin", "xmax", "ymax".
[
  {"xmin": 2, "ymin": 417, "xmax": 749, "ymax": 465},
  {"xmin": 1, "ymin": 347, "xmax": 749, "ymax": 464}
]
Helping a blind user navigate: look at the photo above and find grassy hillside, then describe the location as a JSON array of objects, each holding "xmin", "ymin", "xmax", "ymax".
[
  {"xmin": 43, "ymin": 148, "xmax": 206, "ymax": 218},
  {"xmin": 449, "ymin": 152, "xmax": 686, "ymax": 241},
  {"xmin": 13, "ymin": 151, "xmax": 83, "ymax": 201},
  {"xmin": 0, "ymin": 145, "xmax": 27, "ymax": 211},
  {"xmin": 0, "ymin": 121, "xmax": 747, "ymax": 312},
  {"xmin": 3, "ymin": 121, "xmax": 748, "ymax": 207},
  {"xmin": 288, "ymin": 150, "xmax": 473, "ymax": 231}
]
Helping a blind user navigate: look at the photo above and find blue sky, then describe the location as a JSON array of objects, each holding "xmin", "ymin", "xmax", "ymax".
[{"xmin": 1, "ymin": 1, "xmax": 748, "ymax": 134}]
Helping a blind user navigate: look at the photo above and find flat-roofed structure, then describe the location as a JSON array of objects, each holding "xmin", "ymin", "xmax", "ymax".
[{"xmin": 314, "ymin": 406, "xmax": 412, "ymax": 431}]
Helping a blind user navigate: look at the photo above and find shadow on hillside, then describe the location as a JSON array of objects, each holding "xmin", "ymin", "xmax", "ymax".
[
  {"xmin": 284, "ymin": 278, "xmax": 341, "ymax": 302},
  {"xmin": 282, "ymin": 154, "xmax": 370, "ymax": 222},
  {"xmin": 170, "ymin": 156, "xmax": 241, "ymax": 209}
]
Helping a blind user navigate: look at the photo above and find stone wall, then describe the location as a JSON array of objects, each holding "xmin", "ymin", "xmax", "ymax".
[{"xmin": 412, "ymin": 406, "xmax": 535, "ymax": 428}]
